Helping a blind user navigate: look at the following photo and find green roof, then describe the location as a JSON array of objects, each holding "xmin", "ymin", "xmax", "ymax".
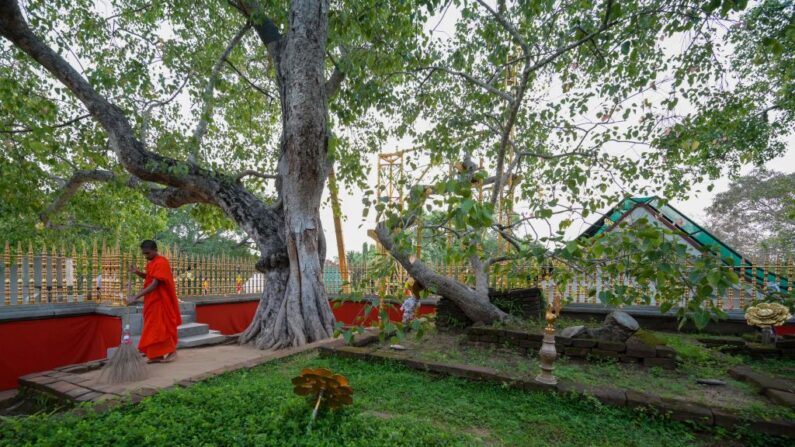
[{"xmin": 579, "ymin": 197, "xmax": 788, "ymax": 291}]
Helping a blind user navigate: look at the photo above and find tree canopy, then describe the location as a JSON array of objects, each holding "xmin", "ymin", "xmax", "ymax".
[
  {"xmin": 1, "ymin": 0, "xmax": 793, "ymax": 332},
  {"xmin": 706, "ymin": 169, "xmax": 795, "ymax": 258}
]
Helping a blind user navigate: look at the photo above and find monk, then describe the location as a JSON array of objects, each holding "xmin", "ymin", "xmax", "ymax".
[{"xmin": 128, "ymin": 240, "xmax": 182, "ymax": 363}]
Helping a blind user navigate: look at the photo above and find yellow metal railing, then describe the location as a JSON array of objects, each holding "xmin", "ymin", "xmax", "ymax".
[
  {"xmin": 1, "ymin": 241, "xmax": 792, "ymax": 311},
  {"xmin": 0, "ymin": 242, "xmax": 258, "ymax": 306}
]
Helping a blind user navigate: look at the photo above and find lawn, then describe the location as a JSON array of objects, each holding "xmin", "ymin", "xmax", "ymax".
[
  {"xmin": 384, "ymin": 324, "xmax": 795, "ymax": 422},
  {"xmin": 0, "ymin": 351, "xmax": 781, "ymax": 447}
]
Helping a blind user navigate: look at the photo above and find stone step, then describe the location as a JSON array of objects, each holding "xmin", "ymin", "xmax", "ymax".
[
  {"xmin": 178, "ymin": 322, "xmax": 210, "ymax": 339},
  {"xmin": 179, "ymin": 301, "xmax": 196, "ymax": 312},
  {"xmin": 125, "ymin": 312, "xmax": 196, "ymax": 335},
  {"xmin": 177, "ymin": 331, "xmax": 227, "ymax": 349}
]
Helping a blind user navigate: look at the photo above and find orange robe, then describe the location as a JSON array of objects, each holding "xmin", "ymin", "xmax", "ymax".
[{"xmin": 138, "ymin": 255, "xmax": 182, "ymax": 359}]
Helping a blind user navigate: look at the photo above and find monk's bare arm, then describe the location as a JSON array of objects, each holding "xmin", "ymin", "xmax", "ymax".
[
  {"xmin": 128, "ymin": 265, "xmax": 146, "ymax": 279},
  {"xmin": 128, "ymin": 279, "xmax": 160, "ymax": 304}
]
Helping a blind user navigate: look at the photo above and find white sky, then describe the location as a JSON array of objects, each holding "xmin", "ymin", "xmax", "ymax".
[{"xmin": 319, "ymin": 3, "xmax": 795, "ymax": 258}]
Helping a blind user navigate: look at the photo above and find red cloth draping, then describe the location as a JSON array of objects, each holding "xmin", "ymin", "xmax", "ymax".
[
  {"xmin": 195, "ymin": 301, "xmax": 260, "ymax": 335},
  {"xmin": 0, "ymin": 315, "xmax": 120, "ymax": 391}
]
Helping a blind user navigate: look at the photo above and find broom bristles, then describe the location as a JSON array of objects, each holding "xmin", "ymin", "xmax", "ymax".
[{"xmin": 100, "ymin": 343, "xmax": 148, "ymax": 384}]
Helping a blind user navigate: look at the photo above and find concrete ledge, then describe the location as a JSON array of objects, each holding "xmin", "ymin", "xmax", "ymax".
[
  {"xmin": 185, "ymin": 294, "xmax": 261, "ymax": 305},
  {"xmin": 0, "ymin": 303, "xmax": 99, "ymax": 322}
]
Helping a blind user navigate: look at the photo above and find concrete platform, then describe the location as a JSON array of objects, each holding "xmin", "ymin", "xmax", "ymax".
[{"xmin": 19, "ymin": 336, "xmax": 350, "ymax": 405}]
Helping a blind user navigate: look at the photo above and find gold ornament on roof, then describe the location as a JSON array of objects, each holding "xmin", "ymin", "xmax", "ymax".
[{"xmin": 745, "ymin": 302, "xmax": 791, "ymax": 328}]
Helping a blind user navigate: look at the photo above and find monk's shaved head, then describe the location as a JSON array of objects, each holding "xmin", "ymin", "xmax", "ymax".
[{"xmin": 140, "ymin": 240, "xmax": 158, "ymax": 260}]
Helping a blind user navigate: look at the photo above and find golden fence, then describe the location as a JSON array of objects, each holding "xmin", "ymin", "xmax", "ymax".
[
  {"xmin": 331, "ymin": 256, "xmax": 794, "ymax": 311},
  {"xmin": 1, "ymin": 241, "xmax": 792, "ymax": 311},
  {"xmin": 0, "ymin": 242, "xmax": 259, "ymax": 307}
]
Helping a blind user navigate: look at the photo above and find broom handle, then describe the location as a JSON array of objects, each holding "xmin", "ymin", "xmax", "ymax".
[{"xmin": 125, "ymin": 270, "xmax": 134, "ymax": 328}]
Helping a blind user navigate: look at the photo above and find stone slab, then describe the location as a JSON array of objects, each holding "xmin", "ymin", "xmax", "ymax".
[
  {"xmin": 559, "ymin": 325, "xmax": 586, "ymax": 339},
  {"xmin": 711, "ymin": 408, "xmax": 742, "ymax": 428},
  {"xmin": 590, "ymin": 349, "xmax": 619, "ymax": 359},
  {"xmin": 25, "ymin": 375, "xmax": 60, "ymax": 386},
  {"xmin": 564, "ymin": 347, "xmax": 589, "ymax": 358},
  {"xmin": 729, "ymin": 365, "xmax": 795, "ymax": 393},
  {"xmin": 755, "ymin": 419, "xmax": 795, "ymax": 438},
  {"xmin": 626, "ymin": 390, "xmax": 662, "ymax": 409},
  {"xmin": 643, "ymin": 357, "xmax": 676, "ymax": 370},
  {"xmin": 765, "ymin": 389, "xmax": 795, "ymax": 408},
  {"xmin": 625, "ymin": 342, "xmax": 657, "ymax": 358},
  {"xmin": 75, "ymin": 391, "xmax": 103, "ymax": 402},
  {"xmin": 64, "ymin": 386, "xmax": 93, "ymax": 399},
  {"xmin": 655, "ymin": 346, "xmax": 676, "ymax": 359},
  {"xmin": 571, "ymin": 338, "xmax": 597, "ymax": 348},
  {"xmin": 597, "ymin": 341, "xmax": 626, "ymax": 352},
  {"xmin": 658, "ymin": 398, "xmax": 713, "ymax": 424},
  {"xmin": 619, "ymin": 355, "xmax": 641, "ymax": 364}
]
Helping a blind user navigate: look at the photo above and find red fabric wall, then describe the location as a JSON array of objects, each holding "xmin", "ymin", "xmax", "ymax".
[
  {"xmin": 775, "ymin": 325, "xmax": 795, "ymax": 336},
  {"xmin": 194, "ymin": 301, "xmax": 260, "ymax": 335},
  {"xmin": 331, "ymin": 301, "xmax": 436, "ymax": 326},
  {"xmin": 194, "ymin": 300, "xmax": 438, "ymax": 335},
  {"xmin": 0, "ymin": 315, "xmax": 121, "ymax": 391}
]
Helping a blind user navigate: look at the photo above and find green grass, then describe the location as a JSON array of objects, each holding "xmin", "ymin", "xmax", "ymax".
[
  {"xmin": 1, "ymin": 352, "xmax": 783, "ymax": 447},
  {"xmin": 393, "ymin": 329, "xmax": 795, "ymax": 422}
]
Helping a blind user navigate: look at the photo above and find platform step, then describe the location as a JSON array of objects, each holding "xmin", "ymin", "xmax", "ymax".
[
  {"xmin": 178, "ymin": 322, "xmax": 210, "ymax": 338},
  {"xmin": 177, "ymin": 332, "xmax": 227, "ymax": 349},
  {"xmin": 178, "ymin": 301, "xmax": 196, "ymax": 313},
  {"xmin": 181, "ymin": 313, "xmax": 195, "ymax": 323}
]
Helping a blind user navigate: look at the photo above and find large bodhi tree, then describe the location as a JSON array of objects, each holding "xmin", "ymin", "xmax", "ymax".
[
  {"xmin": 1, "ymin": 0, "xmax": 792, "ymax": 341},
  {"xmin": 0, "ymin": 0, "xmax": 426, "ymax": 348}
]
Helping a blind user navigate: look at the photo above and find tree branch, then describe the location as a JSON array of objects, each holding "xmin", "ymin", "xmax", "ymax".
[
  {"xmin": 324, "ymin": 46, "xmax": 347, "ymax": 98},
  {"xmin": 488, "ymin": 3, "xmax": 620, "ymax": 207},
  {"xmin": 224, "ymin": 58, "xmax": 274, "ymax": 98},
  {"xmin": 230, "ymin": 1, "xmax": 282, "ymax": 56},
  {"xmin": 141, "ymin": 76, "xmax": 190, "ymax": 145},
  {"xmin": 484, "ymin": 255, "xmax": 515, "ymax": 268},
  {"xmin": 38, "ymin": 169, "xmax": 209, "ymax": 228},
  {"xmin": 430, "ymin": 65, "xmax": 515, "ymax": 102},
  {"xmin": 0, "ymin": 113, "xmax": 91, "ymax": 134},
  {"xmin": 235, "ymin": 170, "xmax": 278, "ymax": 182},
  {"xmin": 475, "ymin": 0, "xmax": 528, "ymax": 54},
  {"xmin": 190, "ymin": 22, "xmax": 252, "ymax": 161}
]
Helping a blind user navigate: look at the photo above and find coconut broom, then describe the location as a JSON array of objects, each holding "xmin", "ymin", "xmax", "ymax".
[{"xmin": 100, "ymin": 278, "xmax": 148, "ymax": 384}]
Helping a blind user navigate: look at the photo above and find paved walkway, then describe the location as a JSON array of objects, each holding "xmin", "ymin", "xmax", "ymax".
[{"xmin": 19, "ymin": 337, "xmax": 347, "ymax": 406}]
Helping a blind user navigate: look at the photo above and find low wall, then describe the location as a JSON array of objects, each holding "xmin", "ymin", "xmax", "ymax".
[
  {"xmin": 190, "ymin": 296, "xmax": 437, "ymax": 335},
  {"xmin": 195, "ymin": 300, "xmax": 260, "ymax": 335},
  {"xmin": 0, "ymin": 314, "xmax": 120, "ymax": 391},
  {"xmin": 466, "ymin": 326, "xmax": 678, "ymax": 369},
  {"xmin": 561, "ymin": 304, "xmax": 776, "ymax": 336}
]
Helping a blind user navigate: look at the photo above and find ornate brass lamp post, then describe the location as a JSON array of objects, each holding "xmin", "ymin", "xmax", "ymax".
[{"xmin": 536, "ymin": 304, "xmax": 558, "ymax": 385}]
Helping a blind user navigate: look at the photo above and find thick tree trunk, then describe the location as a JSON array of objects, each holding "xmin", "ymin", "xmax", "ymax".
[
  {"xmin": 239, "ymin": 0, "xmax": 335, "ymax": 349},
  {"xmin": 374, "ymin": 224, "xmax": 508, "ymax": 324}
]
